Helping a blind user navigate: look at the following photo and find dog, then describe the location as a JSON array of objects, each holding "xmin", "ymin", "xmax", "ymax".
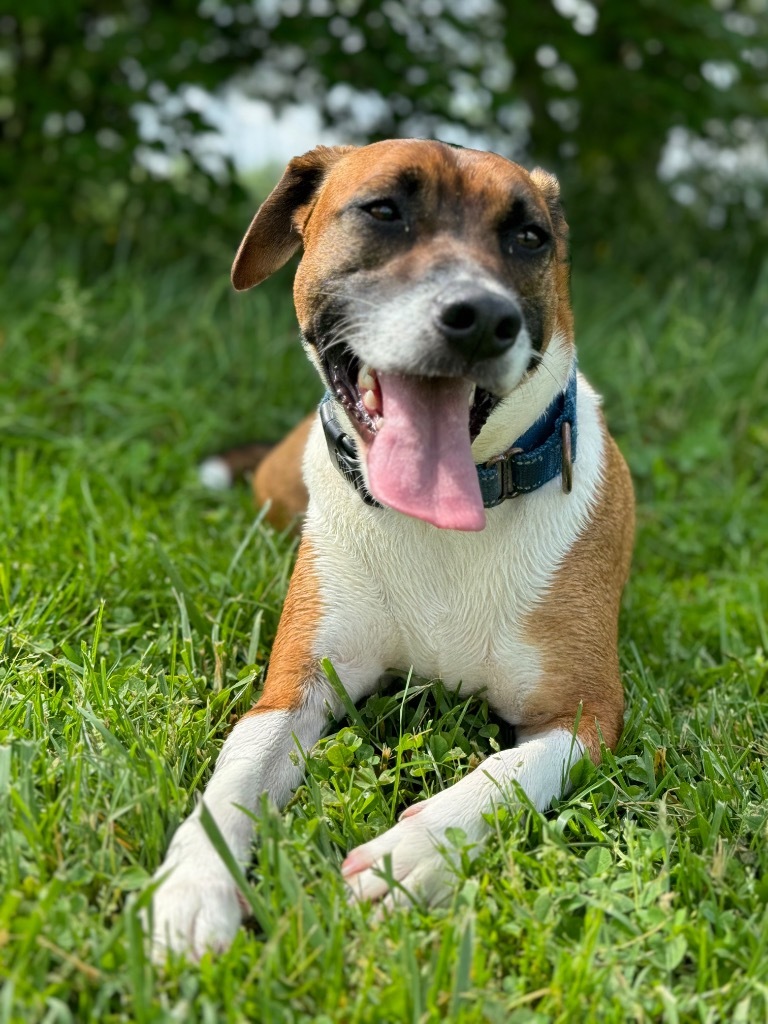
[{"xmin": 148, "ymin": 139, "xmax": 635, "ymax": 960}]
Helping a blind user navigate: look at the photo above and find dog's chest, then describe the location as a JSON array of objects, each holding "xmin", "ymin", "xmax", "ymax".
[
  {"xmin": 306, "ymin": 487, "xmax": 593, "ymax": 722},
  {"xmin": 349, "ymin": 516, "xmax": 552, "ymax": 716}
]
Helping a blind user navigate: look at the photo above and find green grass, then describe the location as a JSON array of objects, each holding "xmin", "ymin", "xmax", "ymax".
[{"xmin": 1, "ymin": 242, "xmax": 768, "ymax": 1023}]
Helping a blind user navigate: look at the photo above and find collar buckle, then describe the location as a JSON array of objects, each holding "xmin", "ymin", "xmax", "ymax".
[
  {"xmin": 489, "ymin": 446, "xmax": 524, "ymax": 503},
  {"xmin": 319, "ymin": 398, "xmax": 380, "ymax": 507},
  {"xmin": 319, "ymin": 398, "xmax": 355, "ymax": 474}
]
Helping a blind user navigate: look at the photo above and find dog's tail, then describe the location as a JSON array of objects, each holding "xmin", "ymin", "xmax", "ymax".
[
  {"xmin": 200, "ymin": 415, "xmax": 312, "ymax": 528},
  {"xmin": 198, "ymin": 442, "xmax": 275, "ymax": 490}
]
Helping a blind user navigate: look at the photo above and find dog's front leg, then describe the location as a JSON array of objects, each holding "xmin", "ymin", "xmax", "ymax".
[
  {"xmin": 342, "ymin": 720, "xmax": 600, "ymax": 907},
  {"xmin": 148, "ymin": 540, "xmax": 336, "ymax": 961}
]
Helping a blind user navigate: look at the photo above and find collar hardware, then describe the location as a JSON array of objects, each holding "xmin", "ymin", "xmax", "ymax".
[
  {"xmin": 319, "ymin": 399, "xmax": 381, "ymax": 506},
  {"xmin": 483, "ymin": 446, "xmax": 524, "ymax": 504},
  {"xmin": 561, "ymin": 420, "xmax": 573, "ymax": 494}
]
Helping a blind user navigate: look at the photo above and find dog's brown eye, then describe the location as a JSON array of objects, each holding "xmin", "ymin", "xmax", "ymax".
[
  {"xmin": 364, "ymin": 201, "xmax": 401, "ymax": 222},
  {"xmin": 513, "ymin": 226, "xmax": 548, "ymax": 250}
]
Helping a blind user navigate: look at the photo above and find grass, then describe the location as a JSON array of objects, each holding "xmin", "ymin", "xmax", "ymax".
[{"xmin": 1, "ymin": 237, "xmax": 768, "ymax": 1023}]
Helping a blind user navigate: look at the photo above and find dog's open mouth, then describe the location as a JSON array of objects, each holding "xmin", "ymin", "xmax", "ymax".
[
  {"xmin": 325, "ymin": 346, "xmax": 499, "ymax": 531},
  {"xmin": 326, "ymin": 349, "xmax": 381, "ymax": 444},
  {"xmin": 326, "ymin": 347, "xmax": 500, "ymax": 444}
]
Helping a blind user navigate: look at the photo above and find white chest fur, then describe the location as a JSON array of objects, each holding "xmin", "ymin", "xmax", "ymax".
[{"xmin": 302, "ymin": 371, "xmax": 605, "ymax": 724}]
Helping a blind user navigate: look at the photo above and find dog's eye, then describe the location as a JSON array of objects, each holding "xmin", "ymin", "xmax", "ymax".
[
  {"xmin": 513, "ymin": 226, "xmax": 548, "ymax": 250},
  {"xmin": 363, "ymin": 201, "xmax": 402, "ymax": 222}
]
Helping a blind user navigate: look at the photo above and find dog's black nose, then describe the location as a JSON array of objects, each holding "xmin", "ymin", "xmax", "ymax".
[{"xmin": 435, "ymin": 290, "xmax": 523, "ymax": 362}]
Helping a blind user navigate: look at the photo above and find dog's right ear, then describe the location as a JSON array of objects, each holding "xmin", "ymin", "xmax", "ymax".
[
  {"xmin": 231, "ymin": 145, "xmax": 354, "ymax": 291},
  {"xmin": 529, "ymin": 167, "xmax": 567, "ymax": 234}
]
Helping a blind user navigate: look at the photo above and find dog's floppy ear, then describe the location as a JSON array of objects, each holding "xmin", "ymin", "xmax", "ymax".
[
  {"xmin": 232, "ymin": 145, "xmax": 354, "ymax": 291},
  {"xmin": 530, "ymin": 167, "xmax": 566, "ymax": 229}
]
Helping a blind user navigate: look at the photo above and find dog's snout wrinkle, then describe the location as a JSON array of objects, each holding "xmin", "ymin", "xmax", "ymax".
[{"xmin": 436, "ymin": 289, "xmax": 522, "ymax": 363}]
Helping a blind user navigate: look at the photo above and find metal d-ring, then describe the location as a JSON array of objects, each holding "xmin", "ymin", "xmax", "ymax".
[{"xmin": 561, "ymin": 421, "xmax": 573, "ymax": 494}]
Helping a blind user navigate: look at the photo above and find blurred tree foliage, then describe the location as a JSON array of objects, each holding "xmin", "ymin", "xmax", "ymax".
[{"xmin": 2, "ymin": 0, "xmax": 766, "ymax": 267}]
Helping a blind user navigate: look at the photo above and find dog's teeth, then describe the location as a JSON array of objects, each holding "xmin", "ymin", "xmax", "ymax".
[
  {"xmin": 468, "ymin": 385, "xmax": 476, "ymax": 408},
  {"xmin": 358, "ymin": 365, "xmax": 377, "ymax": 392},
  {"xmin": 362, "ymin": 389, "xmax": 380, "ymax": 414}
]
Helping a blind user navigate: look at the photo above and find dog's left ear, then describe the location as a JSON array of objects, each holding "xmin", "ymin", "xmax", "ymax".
[
  {"xmin": 232, "ymin": 145, "xmax": 354, "ymax": 291},
  {"xmin": 530, "ymin": 168, "xmax": 566, "ymax": 232}
]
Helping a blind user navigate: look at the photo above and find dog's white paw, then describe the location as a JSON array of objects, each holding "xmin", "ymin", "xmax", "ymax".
[
  {"xmin": 148, "ymin": 865, "xmax": 243, "ymax": 961},
  {"xmin": 146, "ymin": 824, "xmax": 244, "ymax": 962},
  {"xmin": 341, "ymin": 792, "xmax": 483, "ymax": 908}
]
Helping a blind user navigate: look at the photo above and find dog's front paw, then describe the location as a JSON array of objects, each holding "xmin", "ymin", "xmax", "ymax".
[
  {"xmin": 146, "ymin": 825, "xmax": 244, "ymax": 962},
  {"xmin": 341, "ymin": 794, "xmax": 483, "ymax": 907}
]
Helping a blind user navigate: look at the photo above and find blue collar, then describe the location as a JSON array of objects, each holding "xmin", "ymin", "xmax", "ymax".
[{"xmin": 320, "ymin": 370, "xmax": 577, "ymax": 510}]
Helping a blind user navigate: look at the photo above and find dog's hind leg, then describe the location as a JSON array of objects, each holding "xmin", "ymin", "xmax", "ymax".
[
  {"xmin": 199, "ymin": 413, "xmax": 313, "ymax": 531},
  {"xmin": 148, "ymin": 538, "xmax": 336, "ymax": 960},
  {"xmin": 251, "ymin": 413, "xmax": 313, "ymax": 530}
]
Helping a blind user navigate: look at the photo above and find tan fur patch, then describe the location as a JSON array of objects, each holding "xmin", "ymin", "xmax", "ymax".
[
  {"xmin": 252, "ymin": 414, "xmax": 313, "ymax": 531},
  {"xmin": 243, "ymin": 536, "xmax": 322, "ymax": 715},
  {"xmin": 521, "ymin": 421, "xmax": 635, "ymax": 759}
]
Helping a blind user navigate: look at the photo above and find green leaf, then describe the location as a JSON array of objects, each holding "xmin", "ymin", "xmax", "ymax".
[{"xmin": 583, "ymin": 847, "xmax": 612, "ymax": 876}]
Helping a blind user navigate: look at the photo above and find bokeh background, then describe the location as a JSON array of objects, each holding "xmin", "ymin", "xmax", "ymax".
[
  {"xmin": 3, "ymin": 0, "xmax": 767, "ymax": 274},
  {"xmin": 3, "ymin": 6, "xmax": 768, "ymax": 1019}
]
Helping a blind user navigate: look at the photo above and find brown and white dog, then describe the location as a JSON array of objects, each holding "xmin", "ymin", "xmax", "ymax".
[{"xmin": 148, "ymin": 139, "xmax": 635, "ymax": 959}]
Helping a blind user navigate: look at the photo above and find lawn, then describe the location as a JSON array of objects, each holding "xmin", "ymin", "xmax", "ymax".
[{"xmin": 1, "ymin": 238, "xmax": 768, "ymax": 1023}]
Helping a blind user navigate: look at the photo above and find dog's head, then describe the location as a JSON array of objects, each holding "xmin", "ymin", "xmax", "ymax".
[{"xmin": 232, "ymin": 140, "xmax": 573, "ymax": 530}]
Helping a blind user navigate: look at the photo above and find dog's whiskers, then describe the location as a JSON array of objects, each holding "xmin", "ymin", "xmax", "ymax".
[
  {"xmin": 315, "ymin": 288, "xmax": 386, "ymax": 315},
  {"xmin": 315, "ymin": 315, "xmax": 367, "ymax": 360}
]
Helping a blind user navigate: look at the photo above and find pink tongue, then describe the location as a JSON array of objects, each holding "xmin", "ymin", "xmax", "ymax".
[{"xmin": 367, "ymin": 373, "xmax": 486, "ymax": 531}]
